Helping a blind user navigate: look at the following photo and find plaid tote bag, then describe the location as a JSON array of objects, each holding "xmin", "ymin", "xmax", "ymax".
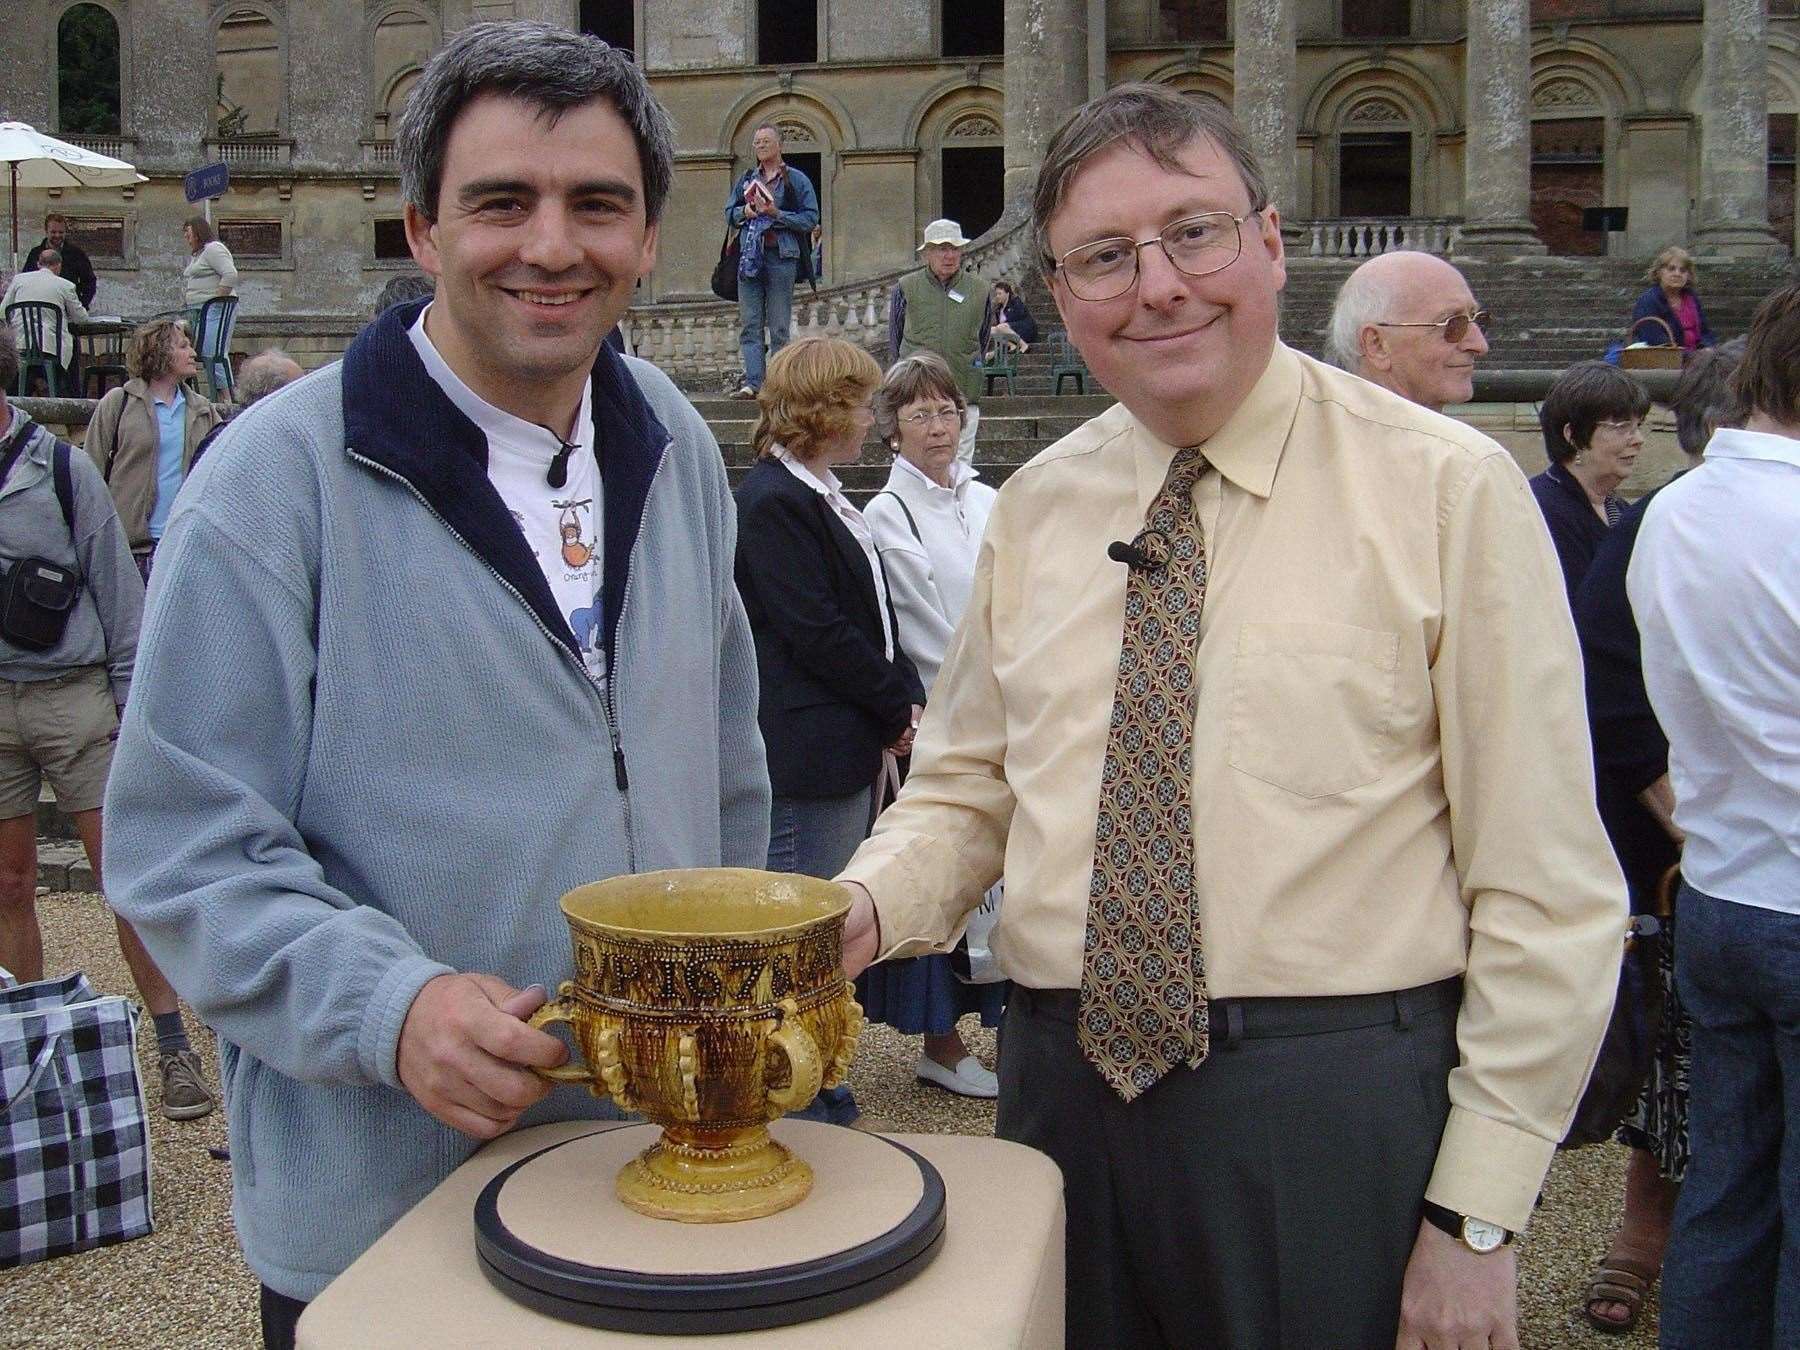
[{"xmin": 0, "ymin": 972, "xmax": 155, "ymax": 1267}]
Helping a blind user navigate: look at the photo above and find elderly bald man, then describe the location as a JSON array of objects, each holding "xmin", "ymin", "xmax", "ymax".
[{"xmin": 1327, "ymin": 251, "xmax": 1491, "ymax": 411}]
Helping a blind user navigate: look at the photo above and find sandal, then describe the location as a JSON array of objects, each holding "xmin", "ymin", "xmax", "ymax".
[{"xmin": 1582, "ymin": 1253, "xmax": 1659, "ymax": 1334}]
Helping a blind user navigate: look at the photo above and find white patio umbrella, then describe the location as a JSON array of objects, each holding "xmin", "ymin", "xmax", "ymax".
[{"xmin": 0, "ymin": 121, "xmax": 147, "ymax": 272}]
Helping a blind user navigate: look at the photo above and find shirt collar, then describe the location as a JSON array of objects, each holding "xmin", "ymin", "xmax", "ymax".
[
  {"xmin": 892, "ymin": 453, "xmax": 973, "ymax": 495},
  {"xmin": 774, "ymin": 445, "xmax": 844, "ymax": 497},
  {"xmin": 1126, "ymin": 340, "xmax": 1298, "ymax": 515},
  {"xmin": 407, "ymin": 303, "xmax": 592, "ymax": 461},
  {"xmin": 1704, "ymin": 425, "xmax": 1800, "ymax": 469},
  {"xmin": 154, "ymin": 385, "xmax": 186, "ymax": 413}
]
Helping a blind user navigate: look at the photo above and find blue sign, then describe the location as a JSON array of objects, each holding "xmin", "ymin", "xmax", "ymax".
[{"xmin": 184, "ymin": 162, "xmax": 230, "ymax": 204}]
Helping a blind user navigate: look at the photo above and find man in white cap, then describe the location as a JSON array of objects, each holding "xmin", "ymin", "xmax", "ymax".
[{"xmin": 890, "ymin": 219, "xmax": 990, "ymax": 463}]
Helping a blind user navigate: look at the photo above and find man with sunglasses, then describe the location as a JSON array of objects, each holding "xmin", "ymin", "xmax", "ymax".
[
  {"xmin": 836, "ymin": 82, "xmax": 1624, "ymax": 1349},
  {"xmin": 1327, "ymin": 251, "xmax": 1492, "ymax": 411}
]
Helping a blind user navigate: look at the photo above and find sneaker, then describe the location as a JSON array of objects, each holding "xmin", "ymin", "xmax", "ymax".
[
  {"xmin": 159, "ymin": 1049, "xmax": 217, "ymax": 1121},
  {"xmin": 916, "ymin": 1053, "xmax": 999, "ymax": 1099},
  {"xmin": 732, "ymin": 384, "xmax": 757, "ymax": 399}
]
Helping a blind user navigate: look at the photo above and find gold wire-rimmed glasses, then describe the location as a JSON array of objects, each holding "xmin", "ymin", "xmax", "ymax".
[
  {"xmin": 1053, "ymin": 210, "xmax": 1258, "ymax": 302},
  {"xmin": 1372, "ymin": 310, "xmax": 1494, "ymax": 344}
]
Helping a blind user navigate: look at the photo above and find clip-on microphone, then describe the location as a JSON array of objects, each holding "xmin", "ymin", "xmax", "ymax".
[{"xmin": 1106, "ymin": 529, "xmax": 1171, "ymax": 571}]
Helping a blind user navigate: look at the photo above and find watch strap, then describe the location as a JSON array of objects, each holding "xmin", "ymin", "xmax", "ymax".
[{"xmin": 1420, "ymin": 1200, "xmax": 1514, "ymax": 1246}]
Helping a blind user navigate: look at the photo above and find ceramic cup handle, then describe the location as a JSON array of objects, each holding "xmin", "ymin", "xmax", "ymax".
[
  {"xmin": 763, "ymin": 997, "xmax": 823, "ymax": 1114},
  {"xmin": 527, "ymin": 982, "xmax": 601, "ymax": 1087}
]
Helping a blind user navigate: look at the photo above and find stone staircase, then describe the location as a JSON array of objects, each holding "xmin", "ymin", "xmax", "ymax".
[{"xmin": 697, "ymin": 254, "xmax": 1792, "ymax": 497}]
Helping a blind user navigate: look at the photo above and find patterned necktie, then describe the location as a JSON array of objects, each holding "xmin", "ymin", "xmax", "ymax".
[{"xmin": 1078, "ymin": 447, "xmax": 1211, "ymax": 1102}]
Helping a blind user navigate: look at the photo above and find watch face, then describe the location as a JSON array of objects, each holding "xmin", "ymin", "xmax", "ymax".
[{"xmin": 1461, "ymin": 1218, "xmax": 1507, "ymax": 1254}]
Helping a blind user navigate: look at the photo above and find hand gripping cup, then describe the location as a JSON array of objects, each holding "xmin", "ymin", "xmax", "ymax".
[{"xmin": 529, "ymin": 868, "xmax": 864, "ymax": 1222}]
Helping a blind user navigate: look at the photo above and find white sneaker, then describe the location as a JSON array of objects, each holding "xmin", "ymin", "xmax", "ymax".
[{"xmin": 916, "ymin": 1053, "xmax": 999, "ymax": 1099}]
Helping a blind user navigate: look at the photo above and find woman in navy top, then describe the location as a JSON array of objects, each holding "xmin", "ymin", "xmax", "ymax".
[{"xmin": 1529, "ymin": 361, "xmax": 1651, "ymax": 601}]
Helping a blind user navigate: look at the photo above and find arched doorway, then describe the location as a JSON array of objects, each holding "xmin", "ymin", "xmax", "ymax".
[
  {"xmin": 938, "ymin": 110, "xmax": 1004, "ymax": 240},
  {"xmin": 1337, "ymin": 97, "xmax": 1412, "ymax": 217},
  {"xmin": 57, "ymin": 3, "xmax": 122, "ymax": 136}
]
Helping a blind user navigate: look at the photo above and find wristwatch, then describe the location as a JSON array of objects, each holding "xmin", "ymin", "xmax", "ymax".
[{"xmin": 1421, "ymin": 1201, "xmax": 1514, "ymax": 1254}]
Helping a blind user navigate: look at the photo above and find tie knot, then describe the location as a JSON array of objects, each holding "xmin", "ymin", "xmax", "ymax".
[{"xmin": 1154, "ymin": 447, "xmax": 1208, "ymax": 512}]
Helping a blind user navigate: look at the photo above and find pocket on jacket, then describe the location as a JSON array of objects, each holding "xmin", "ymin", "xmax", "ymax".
[{"xmin": 1227, "ymin": 621, "xmax": 1399, "ymax": 798}]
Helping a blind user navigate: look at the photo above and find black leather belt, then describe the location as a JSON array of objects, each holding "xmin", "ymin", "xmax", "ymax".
[{"xmin": 1010, "ymin": 977, "xmax": 1462, "ymax": 1045}]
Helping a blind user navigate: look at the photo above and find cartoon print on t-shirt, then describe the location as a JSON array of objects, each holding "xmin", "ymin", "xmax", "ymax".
[{"xmin": 557, "ymin": 497, "xmax": 594, "ymax": 569}]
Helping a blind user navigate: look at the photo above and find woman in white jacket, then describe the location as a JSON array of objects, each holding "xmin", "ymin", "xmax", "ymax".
[{"xmin": 860, "ymin": 352, "xmax": 1006, "ymax": 1096}]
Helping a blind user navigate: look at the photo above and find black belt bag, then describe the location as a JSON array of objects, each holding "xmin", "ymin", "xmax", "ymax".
[
  {"xmin": 0, "ymin": 424, "xmax": 83, "ymax": 652},
  {"xmin": 0, "ymin": 555, "xmax": 81, "ymax": 651}
]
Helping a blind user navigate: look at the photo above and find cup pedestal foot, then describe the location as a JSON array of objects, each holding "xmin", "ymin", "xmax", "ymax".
[{"xmin": 616, "ymin": 1125, "xmax": 814, "ymax": 1223}]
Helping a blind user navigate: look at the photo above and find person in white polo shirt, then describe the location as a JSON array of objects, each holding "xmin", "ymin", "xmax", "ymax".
[{"xmin": 1628, "ymin": 281, "xmax": 1800, "ymax": 1350}]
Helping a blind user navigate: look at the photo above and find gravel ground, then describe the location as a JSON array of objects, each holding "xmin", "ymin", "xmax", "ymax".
[{"xmin": 2, "ymin": 888, "xmax": 1656, "ymax": 1348}]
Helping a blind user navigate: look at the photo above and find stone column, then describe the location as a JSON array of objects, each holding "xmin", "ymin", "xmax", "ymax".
[
  {"xmin": 1456, "ymin": 0, "xmax": 1544, "ymax": 256},
  {"xmin": 1233, "ymin": 0, "xmax": 1296, "ymax": 222},
  {"xmin": 1003, "ymin": 0, "xmax": 1091, "ymax": 210},
  {"xmin": 1695, "ymin": 0, "xmax": 1783, "ymax": 255}
]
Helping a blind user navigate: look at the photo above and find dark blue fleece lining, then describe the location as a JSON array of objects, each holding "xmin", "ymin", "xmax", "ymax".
[{"xmin": 340, "ymin": 300, "xmax": 671, "ymax": 674}]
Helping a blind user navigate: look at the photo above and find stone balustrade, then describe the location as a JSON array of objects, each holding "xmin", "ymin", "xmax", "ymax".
[
  {"xmin": 625, "ymin": 218, "xmax": 1035, "ymax": 383},
  {"xmin": 65, "ymin": 134, "xmax": 135, "ymax": 160},
  {"xmin": 1301, "ymin": 217, "xmax": 1464, "ymax": 258},
  {"xmin": 205, "ymin": 137, "xmax": 295, "ymax": 168}
]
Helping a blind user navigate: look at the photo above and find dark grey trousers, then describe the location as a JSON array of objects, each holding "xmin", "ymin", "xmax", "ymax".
[{"xmin": 996, "ymin": 979, "xmax": 1460, "ymax": 1350}]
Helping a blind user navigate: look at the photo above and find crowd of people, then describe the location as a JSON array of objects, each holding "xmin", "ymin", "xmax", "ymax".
[{"xmin": 1, "ymin": 19, "xmax": 1796, "ymax": 1350}]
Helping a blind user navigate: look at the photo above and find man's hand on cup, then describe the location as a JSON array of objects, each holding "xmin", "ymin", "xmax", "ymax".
[
  {"xmin": 397, "ymin": 972, "xmax": 570, "ymax": 1140},
  {"xmin": 840, "ymin": 880, "xmax": 880, "ymax": 980}
]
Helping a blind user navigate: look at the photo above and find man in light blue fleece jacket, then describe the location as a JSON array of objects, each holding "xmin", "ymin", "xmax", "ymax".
[{"xmin": 101, "ymin": 23, "xmax": 770, "ymax": 1338}]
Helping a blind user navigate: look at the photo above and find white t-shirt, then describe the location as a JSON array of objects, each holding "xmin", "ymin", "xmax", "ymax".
[{"xmin": 408, "ymin": 308, "xmax": 607, "ymax": 682}]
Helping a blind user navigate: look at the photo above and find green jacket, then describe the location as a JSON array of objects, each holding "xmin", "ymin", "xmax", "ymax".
[
  {"xmin": 84, "ymin": 378, "xmax": 222, "ymax": 548},
  {"xmin": 896, "ymin": 267, "xmax": 987, "ymax": 402}
]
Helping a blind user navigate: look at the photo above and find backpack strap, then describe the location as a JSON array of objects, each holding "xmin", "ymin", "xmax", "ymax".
[
  {"xmin": 875, "ymin": 490, "xmax": 923, "ymax": 546},
  {"xmin": 52, "ymin": 440, "xmax": 76, "ymax": 537}
]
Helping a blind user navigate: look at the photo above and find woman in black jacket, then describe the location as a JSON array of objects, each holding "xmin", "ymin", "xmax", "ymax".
[
  {"xmin": 984, "ymin": 279, "xmax": 1039, "ymax": 358},
  {"xmin": 1628, "ymin": 246, "xmax": 1716, "ymax": 354},
  {"xmin": 734, "ymin": 339, "xmax": 924, "ymax": 1126}
]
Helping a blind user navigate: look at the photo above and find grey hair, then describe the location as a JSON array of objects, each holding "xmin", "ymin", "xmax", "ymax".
[
  {"xmin": 1033, "ymin": 82, "xmax": 1269, "ymax": 273},
  {"xmin": 1325, "ymin": 264, "xmax": 1387, "ymax": 371},
  {"xmin": 396, "ymin": 21, "xmax": 675, "ymax": 225},
  {"xmin": 1669, "ymin": 336, "xmax": 1747, "ymax": 454},
  {"xmin": 373, "ymin": 271, "xmax": 437, "ymax": 318},
  {"xmin": 872, "ymin": 352, "xmax": 967, "ymax": 444},
  {"xmin": 235, "ymin": 349, "xmax": 303, "ymax": 409},
  {"xmin": 37, "ymin": 248, "xmax": 62, "ymax": 269}
]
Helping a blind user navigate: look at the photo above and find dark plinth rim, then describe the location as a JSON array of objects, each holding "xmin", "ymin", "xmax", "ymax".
[{"xmin": 473, "ymin": 1128, "xmax": 946, "ymax": 1317}]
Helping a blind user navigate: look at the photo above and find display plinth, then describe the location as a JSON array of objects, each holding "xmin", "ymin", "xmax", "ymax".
[
  {"xmin": 298, "ymin": 1120, "xmax": 1065, "ymax": 1348},
  {"xmin": 474, "ymin": 1122, "xmax": 945, "ymax": 1333}
]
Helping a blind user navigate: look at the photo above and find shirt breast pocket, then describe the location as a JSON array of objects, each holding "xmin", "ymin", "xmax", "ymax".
[{"xmin": 1226, "ymin": 621, "xmax": 1400, "ymax": 799}]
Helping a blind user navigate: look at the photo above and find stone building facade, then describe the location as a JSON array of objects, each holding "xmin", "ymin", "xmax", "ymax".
[{"xmin": 0, "ymin": 0, "xmax": 1792, "ymax": 323}]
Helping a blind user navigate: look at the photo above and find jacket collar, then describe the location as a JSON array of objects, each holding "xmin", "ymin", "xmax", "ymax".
[{"xmin": 341, "ymin": 299, "xmax": 672, "ymax": 663}]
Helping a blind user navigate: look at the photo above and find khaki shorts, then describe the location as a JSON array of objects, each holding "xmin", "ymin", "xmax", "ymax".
[{"xmin": 0, "ymin": 667, "xmax": 119, "ymax": 819}]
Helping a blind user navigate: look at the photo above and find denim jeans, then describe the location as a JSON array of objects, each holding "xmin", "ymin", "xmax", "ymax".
[
  {"xmin": 767, "ymin": 788, "xmax": 871, "ymax": 1125},
  {"xmin": 1660, "ymin": 883, "xmax": 1800, "ymax": 1349},
  {"xmin": 736, "ymin": 255, "xmax": 797, "ymax": 390}
]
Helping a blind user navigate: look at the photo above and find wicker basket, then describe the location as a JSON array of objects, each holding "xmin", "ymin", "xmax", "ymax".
[{"xmin": 1618, "ymin": 314, "xmax": 1685, "ymax": 370}]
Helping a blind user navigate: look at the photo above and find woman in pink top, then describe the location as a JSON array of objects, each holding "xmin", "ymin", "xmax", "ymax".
[{"xmin": 1629, "ymin": 246, "xmax": 1717, "ymax": 353}]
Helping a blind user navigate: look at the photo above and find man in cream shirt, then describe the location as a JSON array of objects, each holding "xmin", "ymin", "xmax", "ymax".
[{"xmin": 838, "ymin": 84, "xmax": 1624, "ymax": 1349}]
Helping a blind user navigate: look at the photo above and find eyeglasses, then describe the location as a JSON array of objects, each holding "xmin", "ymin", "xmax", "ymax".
[
  {"xmin": 1053, "ymin": 211, "xmax": 1257, "ymax": 302},
  {"xmin": 1593, "ymin": 417, "xmax": 1649, "ymax": 435},
  {"xmin": 898, "ymin": 407, "xmax": 962, "ymax": 428},
  {"xmin": 1373, "ymin": 310, "xmax": 1493, "ymax": 344}
]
